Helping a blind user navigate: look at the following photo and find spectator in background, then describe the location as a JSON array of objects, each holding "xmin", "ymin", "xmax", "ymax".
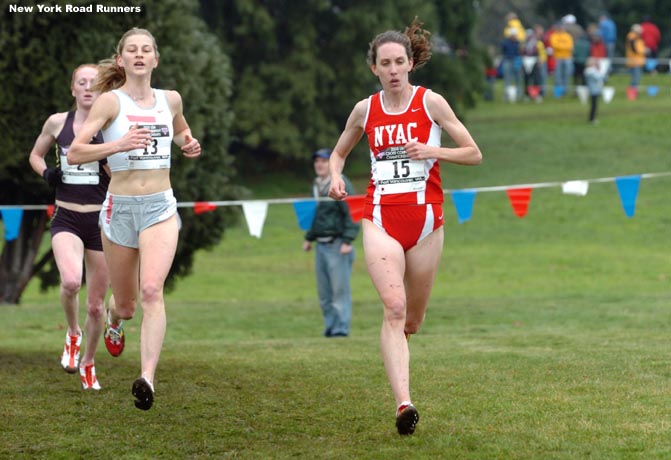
[
  {"xmin": 588, "ymin": 25, "xmax": 608, "ymax": 59},
  {"xmin": 303, "ymin": 148, "xmax": 360, "ymax": 338},
  {"xmin": 625, "ymin": 24, "xmax": 646, "ymax": 90},
  {"xmin": 640, "ymin": 16, "xmax": 661, "ymax": 73},
  {"xmin": 522, "ymin": 27, "xmax": 546, "ymax": 100},
  {"xmin": 533, "ymin": 24, "xmax": 549, "ymax": 97},
  {"xmin": 503, "ymin": 12, "xmax": 526, "ymax": 42},
  {"xmin": 542, "ymin": 23, "xmax": 557, "ymax": 77},
  {"xmin": 562, "ymin": 14, "xmax": 586, "ymax": 42},
  {"xmin": 598, "ymin": 13, "xmax": 617, "ymax": 62},
  {"xmin": 484, "ymin": 45, "xmax": 499, "ymax": 101},
  {"xmin": 584, "ymin": 57, "xmax": 606, "ymax": 124},
  {"xmin": 573, "ymin": 31, "xmax": 591, "ymax": 87},
  {"xmin": 549, "ymin": 22, "xmax": 574, "ymax": 95},
  {"xmin": 588, "ymin": 27, "xmax": 609, "ymax": 80},
  {"xmin": 501, "ymin": 26, "xmax": 522, "ymax": 101}
]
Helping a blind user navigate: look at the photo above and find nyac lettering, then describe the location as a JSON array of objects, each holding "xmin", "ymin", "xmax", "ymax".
[{"xmin": 374, "ymin": 123, "xmax": 418, "ymax": 148}]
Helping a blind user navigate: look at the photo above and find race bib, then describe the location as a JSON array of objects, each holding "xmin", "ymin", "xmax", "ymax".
[
  {"xmin": 373, "ymin": 147, "xmax": 427, "ymax": 195},
  {"xmin": 127, "ymin": 124, "xmax": 172, "ymax": 170},
  {"xmin": 60, "ymin": 146, "xmax": 100, "ymax": 185}
]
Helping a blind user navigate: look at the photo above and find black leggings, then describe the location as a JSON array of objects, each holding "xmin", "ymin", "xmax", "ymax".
[{"xmin": 589, "ymin": 95, "xmax": 599, "ymax": 122}]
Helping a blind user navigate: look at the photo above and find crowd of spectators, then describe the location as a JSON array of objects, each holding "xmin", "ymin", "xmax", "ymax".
[{"xmin": 488, "ymin": 11, "xmax": 663, "ymax": 104}]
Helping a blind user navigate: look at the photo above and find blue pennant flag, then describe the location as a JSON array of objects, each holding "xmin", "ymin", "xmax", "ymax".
[
  {"xmin": 1, "ymin": 208, "xmax": 23, "ymax": 241},
  {"xmin": 450, "ymin": 190, "xmax": 476, "ymax": 223},
  {"xmin": 293, "ymin": 200, "xmax": 317, "ymax": 231},
  {"xmin": 615, "ymin": 175, "xmax": 641, "ymax": 218}
]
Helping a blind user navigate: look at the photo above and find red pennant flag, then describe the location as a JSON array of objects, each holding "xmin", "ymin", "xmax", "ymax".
[
  {"xmin": 506, "ymin": 188, "xmax": 532, "ymax": 218},
  {"xmin": 344, "ymin": 195, "xmax": 365, "ymax": 223},
  {"xmin": 46, "ymin": 205, "xmax": 55, "ymax": 218},
  {"xmin": 194, "ymin": 201, "xmax": 217, "ymax": 215}
]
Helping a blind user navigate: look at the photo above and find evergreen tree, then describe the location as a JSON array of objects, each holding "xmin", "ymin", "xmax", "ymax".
[{"xmin": 199, "ymin": 0, "xmax": 485, "ymax": 171}]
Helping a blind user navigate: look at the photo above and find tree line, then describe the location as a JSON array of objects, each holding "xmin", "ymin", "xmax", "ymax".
[{"xmin": 0, "ymin": 0, "xmax": 484, "ymax": 303}]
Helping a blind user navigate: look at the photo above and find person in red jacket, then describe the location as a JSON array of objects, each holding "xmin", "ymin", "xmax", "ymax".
[
  {"xmin": 641, "ymin": 16, "xmax": 661, "ymax": 57},
  {"xmin": 640, "ymin": 16, "xmax": 661, "ymax": 73}
]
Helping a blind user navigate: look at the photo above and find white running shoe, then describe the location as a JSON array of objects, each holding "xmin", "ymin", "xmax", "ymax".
[
  {"xmin": 60, "ymin": 332, "xmax": 81, "ymax": 374},
  {"xmin": 80, "ymin": 362, "xmax": 101, "ymax": 390}
]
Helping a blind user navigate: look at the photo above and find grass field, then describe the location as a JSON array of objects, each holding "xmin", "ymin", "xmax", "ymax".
[{"xmin": 1, "ymin": 74, "xmax": 670, "ymax": 459}]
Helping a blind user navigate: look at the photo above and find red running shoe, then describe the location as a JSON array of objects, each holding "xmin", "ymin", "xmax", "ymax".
[{"xmin": 104, "ymin": 309, "xmax": 125, "ymax": 357}]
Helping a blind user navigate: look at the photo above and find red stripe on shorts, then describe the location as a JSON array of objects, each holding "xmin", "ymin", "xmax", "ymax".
[{"xmin": 105, "ymin": 195, "xmax": 113, "ymax": 224}]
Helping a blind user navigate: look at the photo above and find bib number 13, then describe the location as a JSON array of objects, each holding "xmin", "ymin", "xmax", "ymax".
[{"xmin": 143, "ymin": 139, "xmax": 158, "ymax": 155}]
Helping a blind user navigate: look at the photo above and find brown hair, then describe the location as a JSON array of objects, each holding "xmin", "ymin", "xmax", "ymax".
[
  {"xmin": 366, "ymin": 17, "xmax": 432, "ymax": 72},
  {"xmin": 93, "ymin": 28, "xmax": 160, "ymax": 93}
]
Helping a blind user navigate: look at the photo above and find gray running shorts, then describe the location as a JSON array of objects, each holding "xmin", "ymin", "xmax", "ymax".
[{"xmin": 99, "ymin": 189, "xmax": 177, "ymax": 248}]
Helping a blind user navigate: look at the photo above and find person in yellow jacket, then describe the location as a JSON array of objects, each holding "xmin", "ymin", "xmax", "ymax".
[
  {"xmin": 626, "ymin": 24, "xmax": 646, "ymax": 88},
  {"xmin": 549, "ymin": 22, "xmax": 574, "ymax": 94},
  {"xmin": 504, "ymin": 12, "xmax": 526, "ymax": 42}
]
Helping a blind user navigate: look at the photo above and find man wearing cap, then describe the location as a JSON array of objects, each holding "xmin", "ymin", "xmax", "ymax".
[{"xmin": 303, "ymin": 148, "xmax": 360, "ymax": 337}]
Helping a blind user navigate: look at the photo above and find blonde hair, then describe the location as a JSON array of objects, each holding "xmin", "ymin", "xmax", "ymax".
[
  {"xmin": 367, "ymin": 17, "xmax": 432, "ymax": 72},
  {"xmin": 93, "ymin": 28, "xmax": 160, "ymax": 93}
]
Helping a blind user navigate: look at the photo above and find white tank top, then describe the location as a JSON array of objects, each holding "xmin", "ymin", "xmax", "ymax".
[{"xmin": 104, "ymin": 89, "xmax": 174, "ymax": 172}]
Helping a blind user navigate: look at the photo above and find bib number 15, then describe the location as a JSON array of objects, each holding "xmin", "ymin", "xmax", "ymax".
[{"xmin": 393, "ymin": 160, "xmax": 411, "ymax": 178}]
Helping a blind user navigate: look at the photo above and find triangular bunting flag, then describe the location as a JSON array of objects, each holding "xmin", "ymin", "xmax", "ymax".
[
  {"xmin": 344, "ymin": 195, "xmax": 365, "ymax": 223},
  {"xmin": 602, "ymin": 86, "xmax": 615, "ymax": 103},
  {"xmin": 46, "ymin": 205, "xmax": 55, "ymax": 218},
  {"xmin": 1, "ymin": 209, "xmax": 23, "ymax": 242},
  {"xmin": 450, "ymin": 190, "xmax": 476, "ymax": 223},
  {"xmin": 562, "ymin": 180, "xmax": 589, "ymax": 196},
  {"xmin": 293, "ymin": 200, "xmax": 317, "ymax": 231},
  {"xmin": 576, "ymin": 85, "xmax": 589, "ymax": 105},
  {"xmin": 506, "ymin": 188, "xmax": 533, "ymax": 218},
  {"xmin": 615, "ymin": 175, "xmax": 641, "ymax": 218},
  {"xmin": 241, "ymin": 201, "xmax": 268, "ymax": 238},
  {"xmin": 626, "ymin": 86, "xmax": 638, "ymax": 100},
  {"xmin": 647, "ymin": 85, "xmax": 659, "ymax": 97},
  {"xmin": 194, "ymin": 201, "xmax": 217, "ymax": 215}
]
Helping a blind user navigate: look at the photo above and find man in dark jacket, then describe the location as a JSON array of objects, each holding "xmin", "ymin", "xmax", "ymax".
[{"xmin": 303, "ymin": 148, "xmax": 360, "ymax": 337}]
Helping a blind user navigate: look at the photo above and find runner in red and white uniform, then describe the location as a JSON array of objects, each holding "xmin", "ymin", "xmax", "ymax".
[
  {"xmin": 363, "ymin": 84, "xmax": 445, "ymax": 251},
  {"xmin": 328, "ymin": 18, "xmax": 482, "ymax": 435}
]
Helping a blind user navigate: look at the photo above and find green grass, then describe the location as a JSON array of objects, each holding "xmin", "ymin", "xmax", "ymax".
[{"xmin": 1, "ymin": 74, "xmax": 670, "ymax": 459}]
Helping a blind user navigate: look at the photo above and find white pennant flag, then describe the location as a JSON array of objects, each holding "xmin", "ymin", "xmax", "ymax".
[
  {"xmin": 561, "ymin": 180, "xmax": 589, "ymax": 196},
  {"xmin": 242, "ymin": 201, "xmax": 268, "ymax": 238}
]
